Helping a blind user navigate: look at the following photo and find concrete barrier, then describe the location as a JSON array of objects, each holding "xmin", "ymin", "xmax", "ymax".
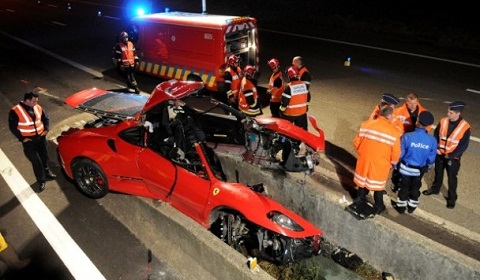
[{"xmin": 219, "ymin": 154, "xmax": 480, "ymax": 280}]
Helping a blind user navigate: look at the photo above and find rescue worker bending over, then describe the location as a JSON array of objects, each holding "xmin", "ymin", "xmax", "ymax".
[
  {"xmin": 224, "ymin": 55, "xmax": 243, "ymax": 109},
  {"xmin": 113, "ymin": 31, "xmax": 141, "ymax": 94},
  {"xmin": 238, "ymin": 65, "xmax": 262, "ymax": 116},
  {"xmin": 267, "ymin": 58, "xmax": 285, "ymax": 118}
]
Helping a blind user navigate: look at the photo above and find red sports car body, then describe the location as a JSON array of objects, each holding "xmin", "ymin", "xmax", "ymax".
[{"xmin": 57, "ymin": 80, "xmax": 323, "ymax": 263}]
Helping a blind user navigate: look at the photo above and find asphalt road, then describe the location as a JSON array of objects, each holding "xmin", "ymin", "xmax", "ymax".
[{"xmin": 1, "ymin": 0, "xmax": 480, "ymax": 278}]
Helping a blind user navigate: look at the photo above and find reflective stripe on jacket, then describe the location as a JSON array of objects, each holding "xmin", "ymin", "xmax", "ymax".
[
  {"xmin": 353, "ymin": 116, "xmax": 401, "ymax": 191},
  {"xmin": 117, "ymin": 41, "xmax": 137, "ymax": 66},
  {"xmin": 394, "ymin": 102, "xmax": 430, "ymax": 133},
  {"xmin": 268, "ymin": 71, "xmax": 284, "ymax": 103},
  {"xmin": 369, "ymin": 105, "xmax": 404, "ymax": 135},
  {"xmin": 225, "ymin": 66, "xmax": 242, "ymax": 98},
  {"xmin": 282, "ymin": 81, "xmax": 308, "ymax": 116},
  {"xmin": 12, "ymin": 104, "xmax": 44, "ymax": 137},
  {"xmin": 239, "ymin": 77, "xmax": 261, "ymax": 116},
  {"xmin": 437, "ymin": 117, "xmax": 471, "ymax": 154}
]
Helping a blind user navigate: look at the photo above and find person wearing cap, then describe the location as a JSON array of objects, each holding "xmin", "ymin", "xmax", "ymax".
[
  {"xmin": 369, "ymin": 93, "xmax": 404, "ymax": 134},
  {"xmin": 393, "ymin": 111, "xmax": 437, "ymax": 214},
  {"xmin": 292, "ymin": 56, "xmax": 312, "ymax": 90},
  {"xmin": 423, "ymin": 101, "xmax": 471, "ymax": 209},
  {"xmin": 280, "ymin": 66, "xmax": 310, "ymax": 130},
  {"xmin": 267, "ymin": 58, "xmax": 285, "ymax": 118},
  {"xmin": 351, "ymin": 105, "xmax": 401, "ymax": 216}
]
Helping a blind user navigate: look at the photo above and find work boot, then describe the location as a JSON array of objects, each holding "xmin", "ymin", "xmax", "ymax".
[
  {"xmin": 374, "ymin": 205, "xmax": 386, "ymax": 215},
  {"xmin": 407, "ymin": 206, "xmax": 416, "ymax": 214},
  {"xmin": 36, "ymin": 181, "xmax": 46, "ymax": 193},
  {"xmin": 134, "ymin": 87, "xmax": 141, "ymax": 94},
  {"xmin": 422, "ymin": 189, "xmax": 439, "ymax": 196},
  {"xmin": 46, "ymin": 170, "xmax": 57, "ymax": 180}
]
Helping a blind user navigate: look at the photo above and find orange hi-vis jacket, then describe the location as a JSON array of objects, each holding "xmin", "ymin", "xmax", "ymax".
[
  {"xmin": 394, "ymin": 102, "xmax": 431, "ymax": 133},
  {"xmin": 268, "ymin": 71, "xmax": 284, "ymax": 103},
  {"xmin": 353, "ymin": 116, "xmax": 401, "ymax": 191},
  {"xmin": 238, "ymin": 77, "xmax": 261, "ymax": 116},
  {"xmin": 282, "ymin": 81, "xmax": 308, "ymax": 116},
  {"xmin": 369, "ymin": 105, "xmax": 404, "ymax": 135},
  {"xmin": 437, "ymin": 117, "xmax": 471, "ymax": 155},
  {"xmin": 118, "ymin": 41, "xmax": 137, "ymax": 66},
  {"xmin": 225, "ymin": 66, "xmax": 243, "ymax": 98},
  {"xmin": 12, "ymin": 104, "xmax": 45, "ymax": 137}
]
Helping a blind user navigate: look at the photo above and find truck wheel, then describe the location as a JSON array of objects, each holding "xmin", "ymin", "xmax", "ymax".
[
  {"xmin": 72, "ymin": 158, "xmax": 109, "ymax": 199},
  {"xmin": 186, "ymin": 73, "xmax": 203, "ymax": 82}
]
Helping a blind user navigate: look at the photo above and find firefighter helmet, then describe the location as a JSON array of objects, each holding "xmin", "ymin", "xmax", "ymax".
[
  {"xmin": 243, "ymin": 65, "xmax": 255, "ymax": 77},
  {"xmin": 287, "ymin": 66, "xmax": 299, "ymax": 79},
  {"xmin": 268, "ymin": 58, "xmax": 280, "ymax": 69},
  {"xmin": 119, "ymin": 31, "xmax": 129, "ymax": 39},
  {"xmin": 227, "ymin": 55, "xmax": 239, "ymax": 65}
]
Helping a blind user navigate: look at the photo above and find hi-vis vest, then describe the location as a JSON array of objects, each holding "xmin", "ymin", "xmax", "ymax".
[
  {"xmin": 119, "ymin": 41, "xmax": 136, "ymax": 66},
  {"xmin": 12, "ymin": 104, "xmax": 45, "ymax": 137},
  {"xmin": 225, "ymin": 66, "xmax": 242, "ymax": 97},
  {"xmin": 268, "ymin": 71, "xmax": 284, "ymax": 103},
  {"xmin": 239, "ymin": 78, "xmax": 261, "ymax": 116},
  {"xmin": 283, "ymin": 81, "xmax": 308, "ymax": 116},
  {"xmin": 437, "ymin": 117, "xmax": 471, "ymax": 154}
]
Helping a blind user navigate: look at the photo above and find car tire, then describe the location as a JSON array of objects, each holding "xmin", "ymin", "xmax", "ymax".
[{"xmin": 72, "ymin": 158, "xmax": 109, "ymax": 199}]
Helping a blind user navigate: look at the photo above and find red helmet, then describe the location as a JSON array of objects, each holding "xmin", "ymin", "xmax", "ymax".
[
  {"xmin": 243, "ymin": 65, "xmax": 255, "ymax": 77},
  {"xmin": 227, "ymin": 55, "xmax": 239, "ymax": 65},
  {"xmin": 287, "ymin": 66, "xmax": 299, "ymax": 79},
  {"xmin": 268, "ymin": 58, "xmax": 280, "ymax": 69}
]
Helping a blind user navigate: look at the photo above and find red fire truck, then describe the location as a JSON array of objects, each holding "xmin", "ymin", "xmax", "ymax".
[{"xmin": 126, "ymin": 11, "xmax": 259, "ymax": 92}]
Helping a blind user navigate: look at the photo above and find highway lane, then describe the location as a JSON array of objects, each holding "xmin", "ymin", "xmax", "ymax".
[{"xmin": 1, "ymin": 0, "xmax": 480, "ymax": 276}]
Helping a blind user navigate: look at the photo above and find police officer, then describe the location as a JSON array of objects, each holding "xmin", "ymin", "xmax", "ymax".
[
  {"xmin": 8, "ymin": 92, "xmax": 56, "ymax": 192},
  {"xmin": 113, "ymin": 31, "xmax": 140, "ymax": 93},
  {"xmin": 267, "ymin": 58, "xmax": 285, "ymax": 118},
  {"xmin": 423, "ymin": 101, "xmax": 471, "ymax": 209},
  {"xmin": 280, "ymin": 66, "xmax": 309, "ymax": 130},
  {"xmin": 394, "ymin": 111, "xmax": 437, "ymax": 214}
]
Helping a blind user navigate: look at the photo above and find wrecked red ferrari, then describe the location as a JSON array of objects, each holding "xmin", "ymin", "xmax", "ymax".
[{"xmin": 57, "ymin": 80, "xmax": 323, "ymax": 263}]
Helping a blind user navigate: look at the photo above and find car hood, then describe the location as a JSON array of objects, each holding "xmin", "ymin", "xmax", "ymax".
[{"xmin": 64, "ymin": 80, "xmax": 205, "ymax": 120}]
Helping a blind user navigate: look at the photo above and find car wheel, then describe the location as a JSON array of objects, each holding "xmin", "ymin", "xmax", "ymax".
[{"xmin": 72, "ymin": 158, "xmax": 109, "ymax": 199}]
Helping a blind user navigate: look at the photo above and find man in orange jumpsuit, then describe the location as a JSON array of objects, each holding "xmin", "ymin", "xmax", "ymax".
[
  {"xmin": 267, "ymin": 58, "xmax": 284, "ymax": 117},
  {"xmin": 350, "ymin": 105, "xmax": 401, "ymax": 217},
  {"xmin": 113, "ymin": 31, "xmax": 140, "ymax": 93}
]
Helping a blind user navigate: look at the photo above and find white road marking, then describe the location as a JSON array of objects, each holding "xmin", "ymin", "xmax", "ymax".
[
  {"xmin": 6, "ymin": 9, "xmax": 15, "ymax": 13},
  {"xmin": 102, "ymin": 15, "xmax": 120, "ymax": 20},
  {"xmin": 51, "ymin": 21, "xmax": 67, "ymax": 27},
  {"xmin": 0, "ymin": 30, "xmax": 104, "ymax": 79},
  {"xmin": 466, "ymin": 88, "xmax": 480, "ymax": 94},
  {"xmin": 0, "ymin": 149, "xmax": 106, "ymax": 280},
  {"xmin": 263, "ymin": 29, "xmax": 480, "ymax": 69}
]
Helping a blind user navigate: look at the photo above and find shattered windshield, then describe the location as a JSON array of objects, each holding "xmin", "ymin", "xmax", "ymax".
[{"xmin": 79, "ymin": 92, "xmax": 148, "ymax": 119}]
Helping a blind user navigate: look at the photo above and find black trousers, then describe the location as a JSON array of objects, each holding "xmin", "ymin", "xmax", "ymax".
[
  {"xmin": 358, "ymin": 187, "xmax": 384, "ymax": 209},
  {"xmin": 269, "ymin": 102, "xmax": 281, "ymax": 118},
  {"xmin": 398, "ymin": 172, "xmax": 424, "ymax": 209},
  {"xmin": 280, "ymin": 113, "xmax": 308, "ymax": 131},
  {"xmin": 432, "ymin": 154, "xmax": 461, "ymax": 204},
  {"xmin": 22, "ymin": 136, "xmax": 50, "ymax": 183},
  {"xmin": 118, "ymin": 65, "xmax": 138, "ymax": 88}
]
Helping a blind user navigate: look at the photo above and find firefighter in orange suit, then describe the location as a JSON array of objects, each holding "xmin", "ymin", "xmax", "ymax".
[
  {"xmin": 369, "ymin": 93, "xmax": 404, "ymax": 134},
  {"xmin": 395, "ymin": 93, "xmax": 430, "ymax": 133},
  {"xmin": 353, "ymin": 105, "xmax": 401, "ymax": 214},
  {"xmin": 238, "ymin": 65, "xmax": 262, "ymax": 116},
  {"xmin": 113, "ymin": 31, "xmax": 140, "ymax": 93},
  {"xmin": 267, "ymin": 58, "xmax": 285, "ymax": 118},
  {"xmin": 292, "ymin": 56, "xmax": 311, "ymax": 90},
  {"xmin": 8, "ymin": 92, "xmax": 57, "ymax": 192},
  {"xmin": 280, "ymin": 66, "xmax": 310, "ymax": 131},
  {"xmin": 391, "ymin": 92, "xmax": 430, "ymax": 192},
  {"xmin": 224, "ymin": 55, "xmax": 243, "ymax": 109},
  {"xmin": 423, "ymin": 101, "xmax": 471, "ymax": 209}
]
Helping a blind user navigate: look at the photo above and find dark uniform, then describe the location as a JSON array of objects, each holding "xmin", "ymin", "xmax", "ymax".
[
  {"xmin": 8, "ymin": 92, "xmax": 56, "ymax": 192},
  {"xmin": 395, "ymin": 111, "xmax": 437, "ymax": 214},
  {"xmin": 423, "ymin": 101, "xmax": 471, "ymax": 209}
]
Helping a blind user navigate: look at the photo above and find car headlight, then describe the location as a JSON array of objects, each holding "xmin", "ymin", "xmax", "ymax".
[{"xmin": 270, "ymin": 212, "xmax": 303, "ymax": 232}]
